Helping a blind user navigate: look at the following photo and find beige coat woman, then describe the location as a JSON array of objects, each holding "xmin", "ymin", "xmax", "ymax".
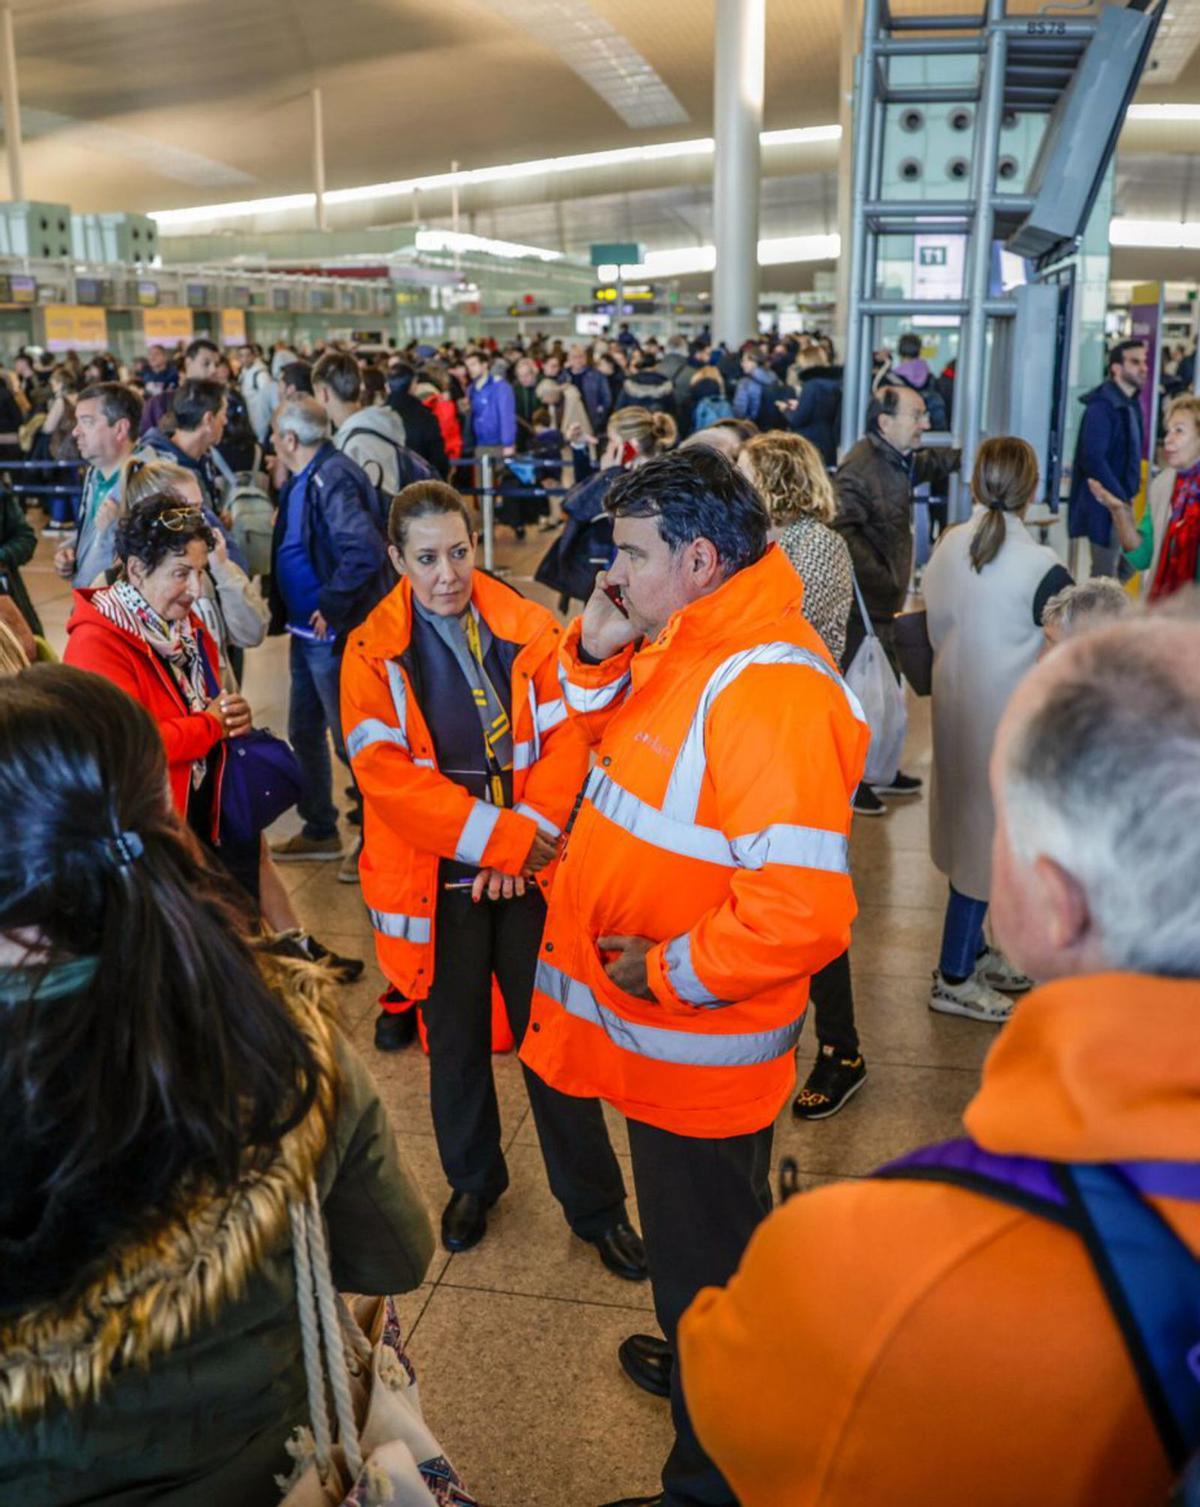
[{"xmin": 925, "ymin": 508, "xmax": 1066, "ymax": 899}]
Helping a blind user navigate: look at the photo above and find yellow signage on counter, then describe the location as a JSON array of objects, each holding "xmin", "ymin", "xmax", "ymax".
[
  {"xmin": 42, "ymin": 304, "xmax": 108, "ymax": 351},
  {"xmin": 142, "ymin": 306, "xmax": 194, "ymax": 346},
  {"xmin": 220, "ymin": 308, "xmax": 247, "ymax": 346}
]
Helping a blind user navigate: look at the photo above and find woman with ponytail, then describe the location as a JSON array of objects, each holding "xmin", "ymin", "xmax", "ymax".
[
  {"xmin": 923, "ymin": 435, "xmax": 1073, "ymax": 1023},
  {"xmin": 534, "ymin": 404, "xmax": 678, "ymax": 611},
  {"xmin": 0, "ymin": 665, "xmax": 432, "ymax": 1503}
]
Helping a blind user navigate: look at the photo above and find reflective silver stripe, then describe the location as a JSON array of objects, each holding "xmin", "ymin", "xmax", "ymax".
[
  {"xmin": 535, "ymin": 697, "xmax": 568, "ymax": 735},
  {"xmin": 515, "ymin": 801, "xmax": 561, "ymax": 838},
  {"xmin": 663, "ymin": 932, "xmax": 728, "ymax": 1007},
  {"xmin": 513, "ymin": 739, "xmax": 535, "ymax": 772},
  {"xmin": 346, "ymin": 718, "xmax": 408, "ymax": 760},
  {"xmin": 662, "ymin": 643, "xmax": 866, "ymax": 825},
  {"xmin": 414, "ymin": 757, "xmax": 435, "ymax": 769},
  {"xmin": 526, "ymin": 678, "xmax": 543, "ymax": 765},
  {"xmin": 455, "ymin": 801, "xmax": 503, "ymax": 865},
  {"xmin": 557, "ymin": 662, "xmax": 631, "ymax": 714},
  {"xmin": 729, "ymin": 823, "xmax": 850, "ymax": 874},
  {"xmin": 535, "ymin": 959, "xmax": 803, "ymax": 1066},
  {"xmin": 386, "ymin": 659, "xmax": 409, "ymax": 730},
  {"xmin": 368, "ymin": 907, "xmax": 432, "ymax": 944},
  {"xmin": 586, "ymin": 767, "xmax": 736, "ymax": 867}
]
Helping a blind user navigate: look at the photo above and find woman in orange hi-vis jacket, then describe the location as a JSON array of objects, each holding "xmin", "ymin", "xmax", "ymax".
[
  {"xmin": 517, "ymin": 448, "xmax": 869, "ymax": 1507},
  {"xmin": 340, "ymin": 479, "xmax": 646, "ymax": 1278}
]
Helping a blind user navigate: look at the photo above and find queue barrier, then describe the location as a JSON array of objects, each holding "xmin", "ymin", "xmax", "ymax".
[
  {"xmin": 4, "ymin": 458, "xmax": 87, "ymax": 504},
  {"xmin": 451, "ymin": 453, "xmax": 578, "ymax": 572}
]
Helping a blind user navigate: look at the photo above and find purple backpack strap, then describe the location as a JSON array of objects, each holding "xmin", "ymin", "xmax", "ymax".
[{"xmin": 875, "ymin": 1137, "xmax": 1074, "ymax": 1225}]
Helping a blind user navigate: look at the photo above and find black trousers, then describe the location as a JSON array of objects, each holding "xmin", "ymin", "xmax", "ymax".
[
  {"xmin": 422, "ymin": 887, "xmax": 627, "ymax": 1239},
  {"xmin": 808, "ymin": 948, "xmax": 859, "ymax": 1057},
  {"xmin": 626, "ymin": 1117, "xmax": 774, "ymax": 1507}
]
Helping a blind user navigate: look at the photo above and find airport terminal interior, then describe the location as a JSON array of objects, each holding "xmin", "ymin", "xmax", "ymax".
[{"xmin": 2, "ymin": 2, "xmax": 1200, "ymax": 1505}]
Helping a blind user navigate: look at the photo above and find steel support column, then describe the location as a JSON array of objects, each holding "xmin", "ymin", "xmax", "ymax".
[
  {"xmin": 1, "ymin": 6, "xmax": 24, "ymax": 204},
  {"xmin": 311, "ymin": 86, "xmax": 327, "ymax": 232},
  {"xmin": 712, "ymin": 0, "xmax": 765, "ymax": 347},
  {"xmin": 957, "ymin": 0, "xmax": 1008, "ymax": 489},
  {"xmin": 840, "ymin": 0, "xmax": 884, "ymax": 454}
]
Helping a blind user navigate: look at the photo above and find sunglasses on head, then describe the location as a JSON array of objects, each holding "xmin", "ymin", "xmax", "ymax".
[{"xmin": 152, "ymin": 507, "xmax": 205, "ymax": 532}]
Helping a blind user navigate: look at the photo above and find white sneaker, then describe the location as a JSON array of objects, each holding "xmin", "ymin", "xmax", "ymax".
[
  {"xmin": 975, "ymin": 946, "xmax": 1034, "ymax": 995},
  {"xmin": 929, "ymin": 970, "xmax": 1014, "ymax": 1024}
]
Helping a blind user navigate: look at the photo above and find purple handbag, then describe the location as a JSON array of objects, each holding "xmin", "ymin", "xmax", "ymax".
[{"xmin": 219, "ymin": 728, "xmax": 303, "ymax": 846}]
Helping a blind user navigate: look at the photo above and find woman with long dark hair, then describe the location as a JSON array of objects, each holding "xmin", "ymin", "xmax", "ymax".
[{"xmin": 0, "ymin": 664, "xmax": 432, "ymax": 1502}]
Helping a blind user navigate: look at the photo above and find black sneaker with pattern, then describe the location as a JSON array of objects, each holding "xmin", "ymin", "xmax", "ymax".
[{"xmin": 792, "ymin": 1044, "xmax": 867, "ymax": 1120}]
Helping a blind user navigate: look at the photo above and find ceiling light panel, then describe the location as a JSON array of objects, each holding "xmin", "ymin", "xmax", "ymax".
[
  {"xmin": 473, "ymin": 0, "xmax": 690, "ymax": 128},
  {"xmin": 1145, "ymin": 0, "xmax": 1200, "ymax": 84}
]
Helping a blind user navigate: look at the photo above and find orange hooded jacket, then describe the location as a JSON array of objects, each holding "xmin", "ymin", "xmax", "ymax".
[
  {"xmin": 340, "ymin": 572, "xmax": 589, "ymax": 998},
  {"xmin": 520, "ymin": 546, "xmax": 870, "ymax": 1139},
  {"xmin": 678, "ymin": 973, "xmax": 1200, "ymax": 1505}
]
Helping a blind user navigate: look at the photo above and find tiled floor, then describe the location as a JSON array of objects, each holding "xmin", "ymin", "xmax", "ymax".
[{"xmin": 26, "ymin": 520, "xmax": 998, "ymax": 1507}]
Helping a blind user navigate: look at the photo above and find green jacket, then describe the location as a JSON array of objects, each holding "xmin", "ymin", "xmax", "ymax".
[
  {"xmin": 0, "ymin": 966, "xmax": 434, "ymax": 1503},
  {"xmin": 0, "ymin": 490, "xmax": 42, "ymax": 637}
]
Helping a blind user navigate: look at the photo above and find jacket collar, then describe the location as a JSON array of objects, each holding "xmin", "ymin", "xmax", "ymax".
[
  {"xmin": 964, "ymin": 972, "xmax": 1200, "ymax": 1164},
  {"xmin": 867, "ymin": 431, "xmax": 914, "ymax": 471},
  {"xmin": 633, "ymin": 545, "xmax": 807, "ymax": 674},
  {"xmin": 354, "ymin": 570, "xmax": 560, "ymax": 665}
]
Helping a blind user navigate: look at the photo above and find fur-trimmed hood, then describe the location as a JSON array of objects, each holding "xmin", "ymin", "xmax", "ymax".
[{"xmin": 0, "ymin": 955, "xmax": 338, "ymax": 1423}]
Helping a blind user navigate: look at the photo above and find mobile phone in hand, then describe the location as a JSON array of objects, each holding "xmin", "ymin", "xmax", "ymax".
[{"xmin": 603, "ymin": 583, "xmax": 628, "ymax": 616}]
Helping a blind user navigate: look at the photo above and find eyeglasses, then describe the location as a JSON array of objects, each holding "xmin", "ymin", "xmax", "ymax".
[{"xmin": 151, "ymin": 507, "xmax": 206, "ymax": 532}]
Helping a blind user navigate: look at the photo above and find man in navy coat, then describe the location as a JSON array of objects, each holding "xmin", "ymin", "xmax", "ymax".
[{"xmin": 1067, "ymin": 340, "xmax": 1149, "ymax": 578}]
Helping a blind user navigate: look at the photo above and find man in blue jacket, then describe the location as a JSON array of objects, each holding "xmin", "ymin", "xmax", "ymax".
[
  {"xmin": 464, "ymin": 349, "xmax": 516, "ymax": 456},
  {"xmin": 1067, "ymin": 339, "xmax": 1148, "ymax": 578},
  {"xmin": 563, "ymin": 343, "xmax": 614, "ymax": 433},
  {"xmin": 268, "ymin": 395, "xmax": 390, "ymax": 865}
]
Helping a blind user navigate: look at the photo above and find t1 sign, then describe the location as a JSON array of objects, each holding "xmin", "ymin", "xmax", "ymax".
[{"xmin": 913, "ymin": 235, "xmax": 966, "ymax": 301}]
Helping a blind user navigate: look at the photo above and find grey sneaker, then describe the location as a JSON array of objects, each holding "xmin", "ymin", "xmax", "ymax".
[
  {"xmin": 929, "ymin": 970, "xmax": 1014, "ymax": 1024},
  {"xmin": 975, "ymin": 946, "xmax": 1034, "ymax": 995},
  {"xmin": 270, "ymin": 832, "xmax": 343, "ymax": 861}
]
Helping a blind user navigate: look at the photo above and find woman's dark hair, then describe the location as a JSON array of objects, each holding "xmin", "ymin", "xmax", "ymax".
[
  {"xmin": 115, "ymin": 491, "xmax": 216, "ymax": 572},
  {"xmin": 969, "ymin": 434, "xmax": 1039, "ymax": 573},
  {"xmin": 389, "ymin": 478, "xmax": 474, "ymax": 550},
  {"xmin": 0, "ymin": 666, "xmax": 325, "ymax": 1304},
  {"xmin": 361, "ymin": 365, "xmax": 387, "ymax": 402},
  {"xmin": 605, "ymin": 446, "xmax": 768, "ymax": 576}
]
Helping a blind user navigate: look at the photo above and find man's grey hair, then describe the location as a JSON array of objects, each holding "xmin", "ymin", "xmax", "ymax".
[
  {"xmin": 1042, "ymin": 578, "xmax": 1133, "ymax": 639},
  {"xmin": 1003, "ymin": 626, "xmax": 1200, "ymax": 977},
  {"xmin": 273, "ymin": 396, "xmax": 330, "ymax": 447}
]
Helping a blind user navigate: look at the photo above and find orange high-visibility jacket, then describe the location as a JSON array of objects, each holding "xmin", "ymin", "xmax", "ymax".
[
  {"xmin": 340, "ymin": 572, "xmax": 589, "ymax": 998},
  {"xmin": 678, "ymin": 974, "xmax": 1198, "ymax": 1505},
  {"xmin": 520, "ymin": 545, "xmax": 870, "ymax": 1138}
]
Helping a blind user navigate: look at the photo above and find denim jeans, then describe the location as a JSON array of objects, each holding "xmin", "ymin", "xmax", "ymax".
[
  {"xmin": 939, "ymin": 884, "xmax": 989, "ymax": 980},
  {"xmin": 287, "ymin": 634, "xmax": 346, "ymax": 840}
]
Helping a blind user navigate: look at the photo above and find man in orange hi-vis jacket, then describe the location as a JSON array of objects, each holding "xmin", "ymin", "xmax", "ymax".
[{"xmin": 519, "ymin": 447, "xmax": 870, "ymax": 1507}]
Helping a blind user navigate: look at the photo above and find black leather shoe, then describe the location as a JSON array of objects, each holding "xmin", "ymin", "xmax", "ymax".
[
  {"xmin": 441, "ymin": 1190, "xmax": 496, "ymax": 1253},
  {"xmin": 590, "ymin": 1219, "xmax": 649, "ymax": 1281},
  {"xmin": 618, "ymin": 1333, "xmax": 673, "ymax": 1398},
  {"xmin": 374, "ymin": 1007, "xmax": 417, "ymax": 1052},
  {"xmin": 597, "ymin": 1495, "xmax": 663, "ymax": 1506}
]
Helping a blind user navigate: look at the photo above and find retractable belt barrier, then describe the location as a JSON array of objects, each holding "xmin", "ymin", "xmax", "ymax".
[
  {"xmin": 451, "ymin": 453, "xmax": 574, "ymax": 572},
  {"xmin": 3, "ymin": 458, "xmax": 87, "ymax": 502}
]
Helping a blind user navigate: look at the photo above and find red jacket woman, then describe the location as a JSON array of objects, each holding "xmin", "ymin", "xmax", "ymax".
[{"xmin": 64, "ymin": 589, "xmax": 225, "ymax": 824}]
